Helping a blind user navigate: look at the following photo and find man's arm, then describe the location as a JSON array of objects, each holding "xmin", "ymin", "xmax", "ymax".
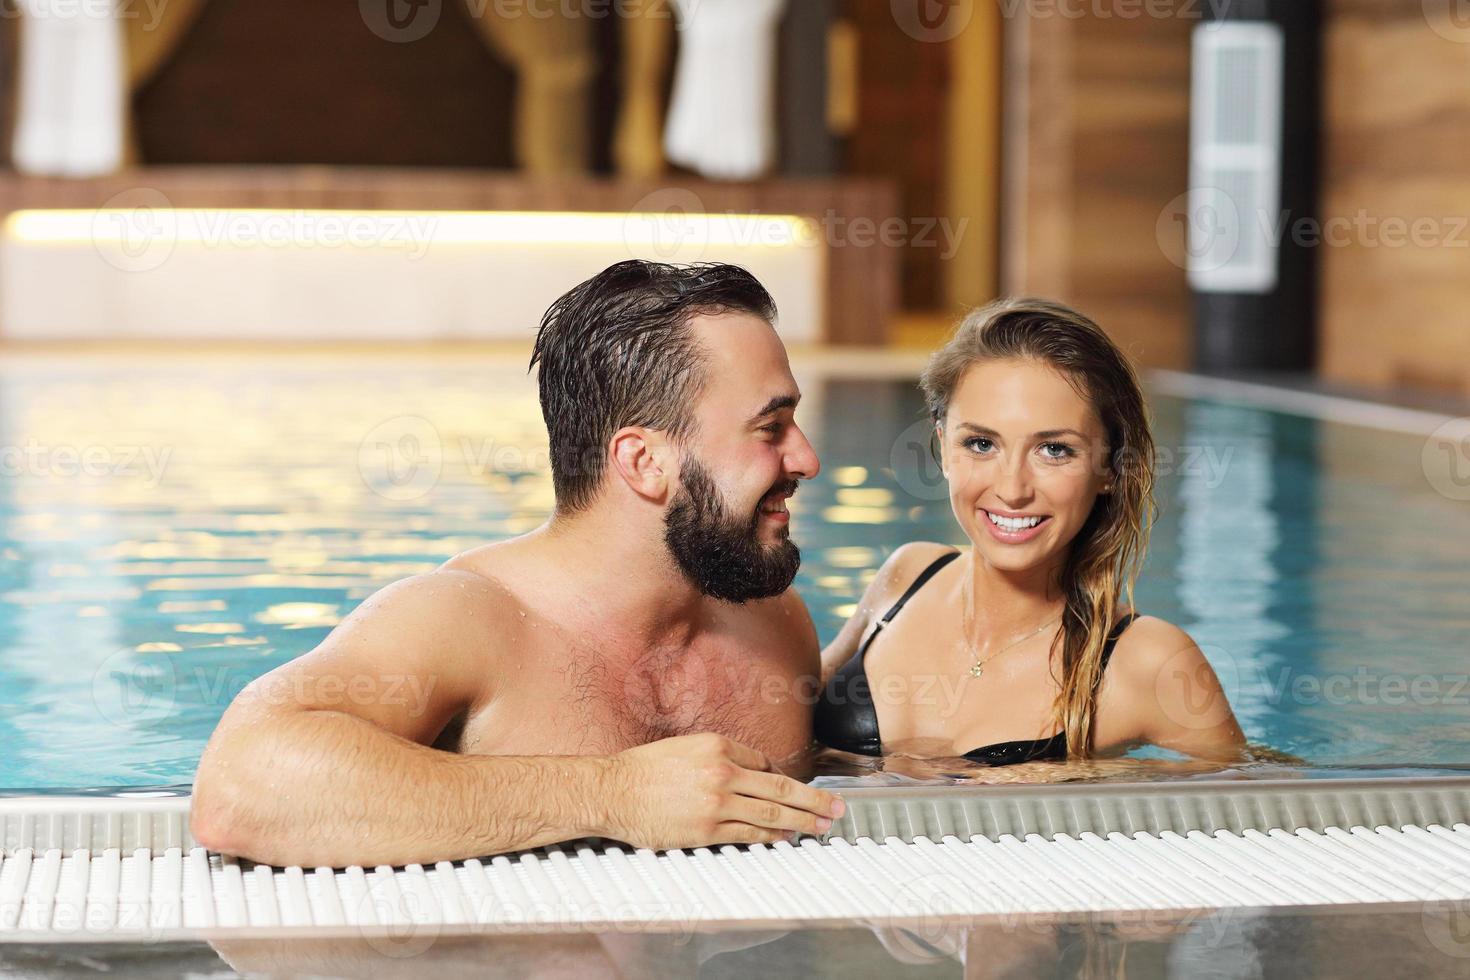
[{"xmin": 191, "ymin": 570, "xmax": 843, "ymax": 867}]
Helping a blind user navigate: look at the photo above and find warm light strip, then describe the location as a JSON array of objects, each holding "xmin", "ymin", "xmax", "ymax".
[{"xmin": 2, "ymin": 209, "xmax": 818, "ymax": 250}]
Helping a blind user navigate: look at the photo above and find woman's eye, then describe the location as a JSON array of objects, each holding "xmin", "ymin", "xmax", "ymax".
[
  {"xmin": 963, "ymin": 437, "xmax": 994, "ymax": 454},
  {"xmin": 1040, "ymin": 442, "xmax": 1077, "ymax": 460}
]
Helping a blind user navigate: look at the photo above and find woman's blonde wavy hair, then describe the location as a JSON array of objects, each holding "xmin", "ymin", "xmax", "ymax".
[{"xmin": 920, "ymin": 297, "xmax": 1156, "ymax": 758}]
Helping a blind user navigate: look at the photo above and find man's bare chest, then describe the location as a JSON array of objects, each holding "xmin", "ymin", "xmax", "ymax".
[{"xmin": 454, "ymin": 636, "xmax": 814, "ymax": 759}]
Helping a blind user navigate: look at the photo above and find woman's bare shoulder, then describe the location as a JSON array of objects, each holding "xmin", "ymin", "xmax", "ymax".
[{"xmin": 875, "ymin": 541, "xmax": 962, "ymax": 594}]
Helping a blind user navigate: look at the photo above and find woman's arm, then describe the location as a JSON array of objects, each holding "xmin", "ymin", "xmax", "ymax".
[{"xmin": 1100, "ymin": 616, "xmax": 1248, "ymax": 762}]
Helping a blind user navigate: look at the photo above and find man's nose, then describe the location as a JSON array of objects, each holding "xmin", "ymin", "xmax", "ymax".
[{"xmin": 785, "ymin": 424, "xmax": 820, "ymax": 480}]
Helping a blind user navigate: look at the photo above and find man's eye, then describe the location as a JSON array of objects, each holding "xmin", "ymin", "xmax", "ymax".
[{"xmin": 760, "ymin": 422, "xmax": 783, "ymax": 435}]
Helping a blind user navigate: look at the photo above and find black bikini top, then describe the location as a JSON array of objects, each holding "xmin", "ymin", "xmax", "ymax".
[{"xmin": 814, "ymin": 551, "xmax": 1139, "ymax": 766}]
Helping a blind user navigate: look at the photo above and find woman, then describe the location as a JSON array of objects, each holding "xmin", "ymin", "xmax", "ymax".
[{"xmin": 816, "ymin": 298, "xmax": 1245, "ymax": 765}]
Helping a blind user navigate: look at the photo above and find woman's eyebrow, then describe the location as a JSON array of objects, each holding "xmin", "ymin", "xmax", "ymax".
[{"xmin": 954, "ymin": 423, "xmax": 1087, "ymax": 440}]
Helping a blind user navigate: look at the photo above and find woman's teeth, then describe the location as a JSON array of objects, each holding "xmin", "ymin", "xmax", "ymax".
[{"xmin": 987, "ymin": 512, "xmax": 1042, "ymax": 530}]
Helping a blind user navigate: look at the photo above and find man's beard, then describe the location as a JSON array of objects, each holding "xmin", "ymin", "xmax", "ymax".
[{"xmin": 663, "ymin": 457, "xmax": 801, "ymax": 604}]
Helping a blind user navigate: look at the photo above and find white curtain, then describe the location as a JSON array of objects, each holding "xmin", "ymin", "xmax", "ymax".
[
  {"xmin": 664, "ymin": 0, "xmax": 787, "ymax": 181},
  {"xmin": 12, "ymin": 0, "xmax": 128, "ymax": 176}
]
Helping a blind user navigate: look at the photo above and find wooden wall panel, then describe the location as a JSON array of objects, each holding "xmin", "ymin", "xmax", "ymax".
[
  {"xmin": 1004, "ymin": 0, "xmax": 1470, "ymax": 389},
  {"xmin": 1318, "ymin": 0, "xmax": 1470, "ymax": 394},
  {"xmin": 843, "ymin": 0, "xmax": 951, "ymax": 311},
  {"xmin": 134, "ymin": 0, "xmax": 520, "ymax": 168},
  {"xmin": 1001, "ymin": 8, "xmax": 1193, "ymax": 370}
]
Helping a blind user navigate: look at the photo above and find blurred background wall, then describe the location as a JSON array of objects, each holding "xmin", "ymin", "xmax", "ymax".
[
  {"xmin": 1005, "ymin": 0, "xmax": 1470, "ymax": 393},
  {"xmin": 0, "ymin": 0, "xmax": 1463, "ymax": 394}
]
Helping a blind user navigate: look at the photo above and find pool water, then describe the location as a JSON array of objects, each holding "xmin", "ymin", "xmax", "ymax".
[{"xmin": 2, "ymin": 352, "xmax": 1468, "ymax": 789}]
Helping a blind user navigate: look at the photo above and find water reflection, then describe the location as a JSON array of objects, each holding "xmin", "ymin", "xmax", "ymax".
[{"xmin": 1, "ymin": 354, "xmax": 1469, "ymax": 787}]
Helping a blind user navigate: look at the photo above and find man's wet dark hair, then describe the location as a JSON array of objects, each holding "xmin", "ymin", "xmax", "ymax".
[{"xmin": 530, "ymin": 259, "xmax": 778, "ymax": 514}]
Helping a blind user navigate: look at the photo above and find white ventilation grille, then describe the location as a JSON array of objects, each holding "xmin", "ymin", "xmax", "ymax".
[{"xmin": 1188, "ymin": 22, "xmax": 1285, "ymax": 294}]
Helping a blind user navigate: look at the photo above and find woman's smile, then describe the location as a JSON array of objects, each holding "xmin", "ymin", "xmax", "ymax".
[{"xmin": 980, "ymin": 508, "xmax": 1051, "ymax": 544}]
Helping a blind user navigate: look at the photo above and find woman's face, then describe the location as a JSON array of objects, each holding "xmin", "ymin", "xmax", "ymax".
[{"xmin": 940, "ymin": 358, "xmax": 1112, "ymax": 575}]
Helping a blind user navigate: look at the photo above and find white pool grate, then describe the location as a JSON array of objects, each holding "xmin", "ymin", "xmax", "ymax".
[{"xmin": 4, "ymin": 778, "xmax": 1470, "ymax": 941}]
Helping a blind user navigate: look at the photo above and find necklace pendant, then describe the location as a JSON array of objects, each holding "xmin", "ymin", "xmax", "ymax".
[{"xmin": 969, "ymin": 663, "xmax": 984, "ymax": 678}]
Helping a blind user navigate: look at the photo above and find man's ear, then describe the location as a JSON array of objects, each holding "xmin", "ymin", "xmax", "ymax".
[{"xmin": 609, "ymin": 427, "xmax": 672, "ymax": 502}]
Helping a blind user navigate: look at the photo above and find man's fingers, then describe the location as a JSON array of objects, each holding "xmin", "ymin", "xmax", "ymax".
[
  {"xmin": 712, "ymin": 822, "xmax": 788, "ymax": 846},
  {"xmin": 727, "ymin": 769, "xmax": 844, "ymax": 820},
  {"xmin": 724, "ymin": 796, "xmax": 834, "ymax": 836},
  {"xmin": 716, "ymin": 737, "xmax": 772, "ymax": 773}
]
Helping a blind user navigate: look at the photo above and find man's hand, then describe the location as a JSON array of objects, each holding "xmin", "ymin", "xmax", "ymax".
[{"xmin": 599, "ymin": 733, "xmax": 845, "ymax": 849}]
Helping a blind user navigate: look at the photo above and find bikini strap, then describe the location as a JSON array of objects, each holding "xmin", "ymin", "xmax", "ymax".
[
  {"xmin": 1098, "ymin": 612, "xmax": 1140, "ymax": 671},
  {"xmin": 857, "ymin": 550, "xmax": 962, "ymax": 654}
]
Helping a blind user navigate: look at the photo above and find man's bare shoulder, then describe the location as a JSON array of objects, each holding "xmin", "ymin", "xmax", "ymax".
[
  {"xmin": 724, "ymin": 588, "xmax": 820, "ymax": 673},
  {"xmin": 333, "ymin": 566, "xmax": 520, "ymax": 661}
]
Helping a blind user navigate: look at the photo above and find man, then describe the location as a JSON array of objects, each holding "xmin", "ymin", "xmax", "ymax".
[{"xmin": 191, "ymin": 260, "xmax": 844, "ymax": 868}]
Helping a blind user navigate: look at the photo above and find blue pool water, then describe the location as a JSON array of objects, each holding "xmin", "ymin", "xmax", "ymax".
[{"xmin": 1, "ymin": 354, "xmax": 1468, "ymax": 788}]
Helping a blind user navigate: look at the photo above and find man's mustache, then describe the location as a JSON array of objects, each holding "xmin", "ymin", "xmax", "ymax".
[{"xmin": 761, "ymin": 479, "xmax": 800, "ymax": 503}]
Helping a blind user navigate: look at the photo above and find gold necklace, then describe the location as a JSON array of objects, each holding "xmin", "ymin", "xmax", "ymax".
[{"xmin": 961, "ymin": 585, "xmax": 1062, "ymax": 678}]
